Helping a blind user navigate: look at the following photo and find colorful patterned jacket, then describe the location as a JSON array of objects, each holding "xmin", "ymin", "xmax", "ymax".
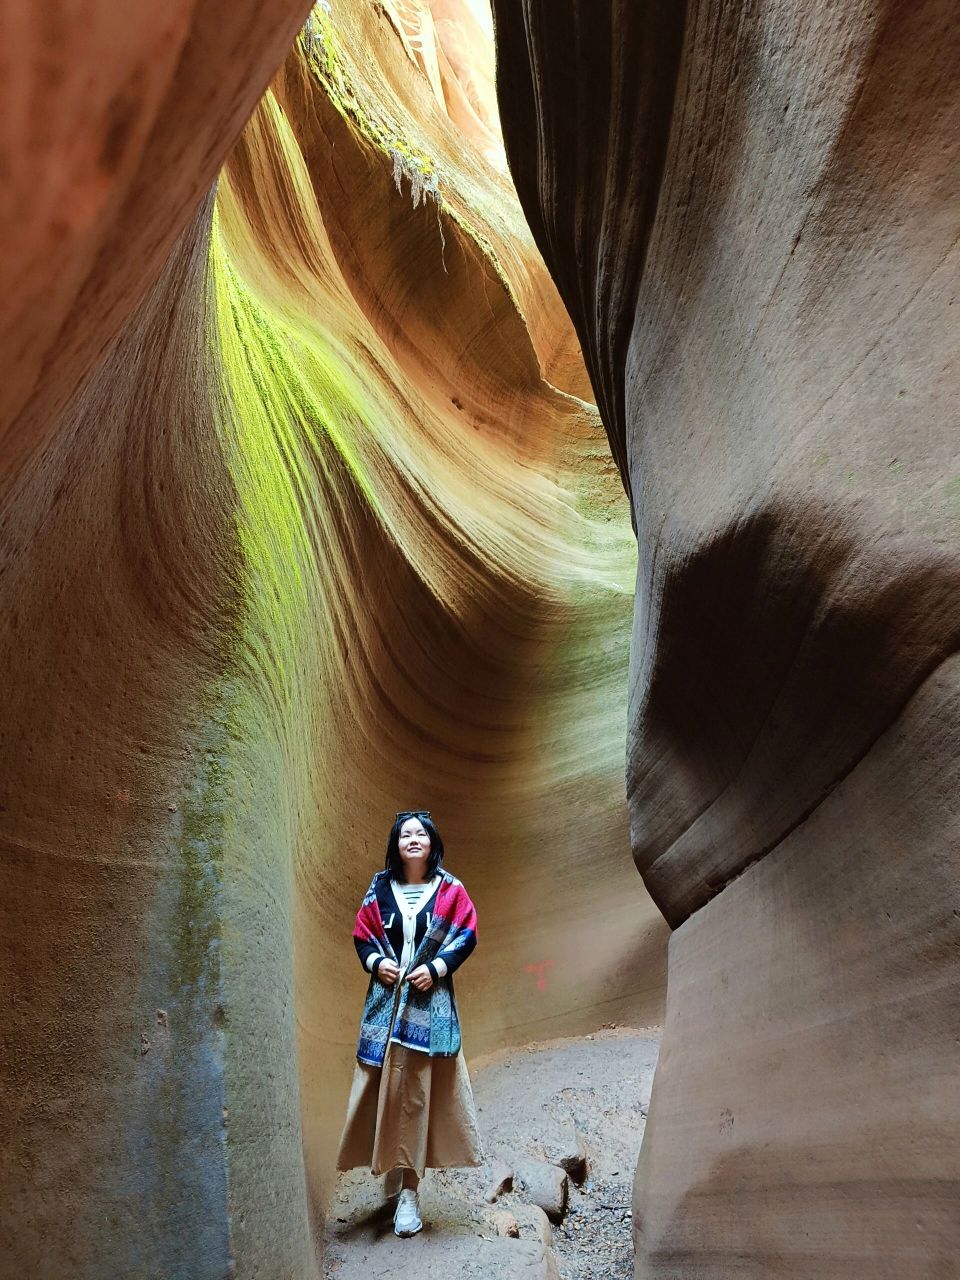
[{"xmin": 351, "ymin": 869, "xmax": 478, "ymax": 1067}]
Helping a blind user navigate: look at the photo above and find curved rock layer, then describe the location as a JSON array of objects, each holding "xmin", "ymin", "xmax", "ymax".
[
  {"xmin": 492, "ymin": 0, "xmax": 960, "ymax": 1275},
  {"xmin": 0, "ymin": 3, "xmax": 665, "ymax": 1275}
]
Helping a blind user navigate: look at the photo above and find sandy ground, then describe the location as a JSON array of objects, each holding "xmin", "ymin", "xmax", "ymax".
[{"xmin": 324, "ymin": 1027, "xmax": 661, "ymax": 1279}]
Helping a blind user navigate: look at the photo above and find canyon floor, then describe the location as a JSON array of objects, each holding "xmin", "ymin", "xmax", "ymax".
[{"xmin": 324, "ymin": 1026, "xmax": 661, "ymax": 1279}]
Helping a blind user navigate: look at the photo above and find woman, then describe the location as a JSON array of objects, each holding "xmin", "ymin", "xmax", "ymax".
[{"xmin": 336, "ymin": 810, "xmax": 483, "ymax": 1237}]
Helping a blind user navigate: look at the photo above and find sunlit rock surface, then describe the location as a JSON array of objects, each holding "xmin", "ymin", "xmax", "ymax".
[
  {"xmin": 0, "ymin": 2, "xmax": 665, "ymax": 1275},
  {"xmin": 492, "ymin": 0, "xmax": 960, "ymax": 1275}
]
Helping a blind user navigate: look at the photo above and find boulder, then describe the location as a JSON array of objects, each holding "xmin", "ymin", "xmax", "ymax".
[
  {"xmin": 515, "ymin": 1202, "xmax": 554, "ymax": 1248},
  {"xmin": 483, "ymin": 1159, "xmax": 515, "ymax": 1203},
  {"xmin": 542, "ymin": 1122, "xmax": 588, "ymax": 1186},
  {"xmin": 514, "ymin": 1158, "xmax": 569, "ymax": 1224},
  {"xmin": 489, "ymin": 1208, "xmax": 520, "ymax": 1238}
]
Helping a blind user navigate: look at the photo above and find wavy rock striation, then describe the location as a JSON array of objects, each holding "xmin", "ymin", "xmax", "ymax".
[
  {"xmin": 0, "ymin": 2, "xmax": 665, "ymax": 1275},
  {"xmin": 492, "ymin": 1, "xmax": 960, "ymax": 1276}
]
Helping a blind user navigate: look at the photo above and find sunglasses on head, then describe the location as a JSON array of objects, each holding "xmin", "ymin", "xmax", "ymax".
[{"xmin": 396, "ymin": 810, "xmax": 431, "ymax": 821}]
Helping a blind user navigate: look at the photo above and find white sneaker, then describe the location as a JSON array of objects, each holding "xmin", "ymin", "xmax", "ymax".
[{"xmin": 393, "ymin": 1187, "xmax": 423, "ymax": 1237}]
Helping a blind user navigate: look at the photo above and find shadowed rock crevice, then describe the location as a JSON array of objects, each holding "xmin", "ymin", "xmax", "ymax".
[{"xmin": 492, "ymin": 1, "xmax": 688, "ymax": 498}]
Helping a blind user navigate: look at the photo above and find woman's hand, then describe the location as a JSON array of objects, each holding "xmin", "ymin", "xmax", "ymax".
[
  {"xmin": 405, "ymin": 964, "xmax": 434, "ymax": 992},
  {"xmin": 378, "ymin": 959, "xmax": 401, "ymax": 986}
]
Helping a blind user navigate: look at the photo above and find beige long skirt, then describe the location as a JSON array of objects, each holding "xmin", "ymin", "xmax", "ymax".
[{"xmin": 336, "ymin": 1037, "xmax": 483, "ymax": 1177}]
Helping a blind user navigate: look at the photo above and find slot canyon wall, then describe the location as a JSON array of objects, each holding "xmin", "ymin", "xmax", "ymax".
[
  {"xmin": 491, "ymin": 0, "xmax": 960, "ymax": 1277},
  {"xmin": 0, "ymin": 2, "xmax": 667, "ymax": 1276}
]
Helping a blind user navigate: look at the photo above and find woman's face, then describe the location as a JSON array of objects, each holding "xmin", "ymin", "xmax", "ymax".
[{"xmin": 398, "ymin": 818, "xmax": 431, "ymax": 878}]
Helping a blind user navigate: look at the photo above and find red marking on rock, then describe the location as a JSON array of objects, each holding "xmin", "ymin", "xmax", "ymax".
[{"xmin": 526, "ymin": 959, "xmax": 556, "ymax": 991}]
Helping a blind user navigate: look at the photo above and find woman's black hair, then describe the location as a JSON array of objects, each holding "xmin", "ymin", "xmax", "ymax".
[{"xmin": 385, "ymin": 812, "xmax": 444, "ymax": 882}]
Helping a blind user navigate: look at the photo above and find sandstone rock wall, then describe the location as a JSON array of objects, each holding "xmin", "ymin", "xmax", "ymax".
[
  {"xmin": 491, "ymin": 0, "xmax": 960, "ymax": 1275},
  {"xmin": 0, "ymin": 3, "xmax": 666, "ymax": 1274},
  {"xmin": 1, "ymin": 5, "xmax": 317, "ymax": 1274}
]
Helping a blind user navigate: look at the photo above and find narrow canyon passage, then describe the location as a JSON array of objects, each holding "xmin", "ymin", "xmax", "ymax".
[
  {"xmin": 2, "ymin": 4, "xmax": 663, "ymax": 1277},
  {"xmin": 2, "ymin": 3, "xmax": 958, "ymax": 1280}
]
